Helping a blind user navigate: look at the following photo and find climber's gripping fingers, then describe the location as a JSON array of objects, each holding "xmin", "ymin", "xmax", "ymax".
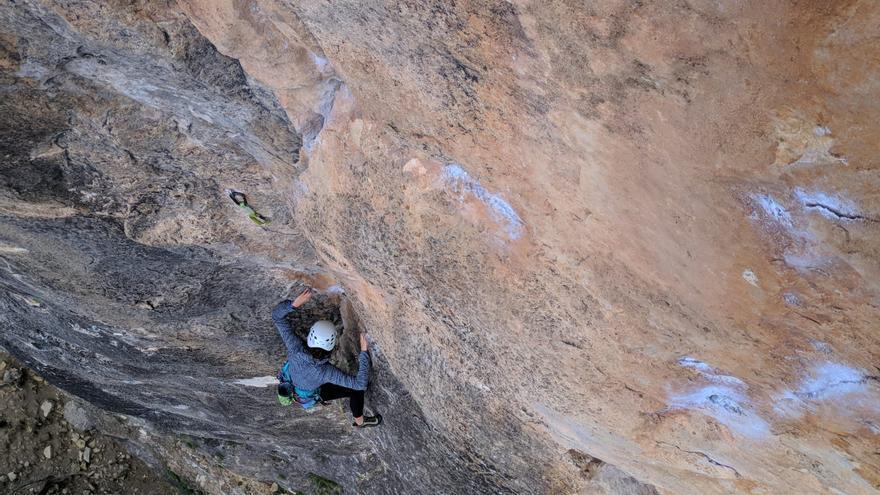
[
  {"xmin": 359, "ymin": 332, "xmax": 369, "ymax": 352},
  {"xmin": 292, "ymin": 288, "xmax": 314, "ymax": 308}
]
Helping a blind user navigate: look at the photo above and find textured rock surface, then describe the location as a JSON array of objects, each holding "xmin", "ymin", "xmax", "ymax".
[
  {"xmin": 0, "ymin": 352, "xmax": 178, "ymax": 494},
  {"xmin": 2, "ymin": 0, "xmax": 879, "ymax": 494}
]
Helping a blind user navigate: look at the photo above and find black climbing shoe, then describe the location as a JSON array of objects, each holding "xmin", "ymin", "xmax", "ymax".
[{"xmin": 354, "ymin": 414, "xmax": 382, "ymax": 428}]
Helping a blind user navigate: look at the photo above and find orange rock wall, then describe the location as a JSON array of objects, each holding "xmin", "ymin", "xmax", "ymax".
[{"xmin": 182, "ymin": 1, "xmax": 880, "ymax": 492}]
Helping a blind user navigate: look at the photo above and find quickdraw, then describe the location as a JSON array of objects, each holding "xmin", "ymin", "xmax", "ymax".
[{"xmin": 226, "ymin": 189, "xmax": 269, "ymax": 225}]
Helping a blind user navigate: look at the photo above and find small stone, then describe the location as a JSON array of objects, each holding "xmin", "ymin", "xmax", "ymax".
[
  {"xmin": 43, "ymin": 445, "xmax": 52, "ymax": 459},
  {"xmin": 270, "ymin": 482, "xmax": 280, "ymax": 493},
  {"xmin": 40, "ymin": 400, "xmax": 54, "ymax": 418},
  {"xmin": 7, "ymin": 472, "xmax": 17, "ymax": 482},
  {"xmin": 0, "ymin": 361, "xmax": 6, "ymax": 372},
  {"xmin": 64, "ymin": 402, "xmax": 93, "ymax": 431},
  {"xmin": 83, "ymin": 447, "xmax": 91, "ymax": 463},
  {"xmin": 76, "ymin": 439, "xmax": 86, "ymax": 449},
  {"xmin": 2, "ymin": 368, "xmax": 21, "ymax": 385},
  {"xmin": 0, "ymin": 474, "xmax": 6, "ymax": 483}
]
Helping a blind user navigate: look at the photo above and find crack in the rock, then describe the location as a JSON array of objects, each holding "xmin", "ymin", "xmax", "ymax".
[
  {"xmin": 804, "ymin": 202, "xmax": 878, "ymax": 223},
  {"xmin": 657, "ymin": 442, "xmax": 741, "ymax": 478},
  {"xmin": 795, "ymin": 377, "xmax": 867, "ymax": 399},
  {"xmin": 793, "ymin": 311, "xmax": 821, "ymax": 326},
  {"xmin": 623, "ymin": 384, "xmax": 645, "ymax": 398},
  {"xmin": 123, "ymin": 149, "xmax": 138, "ymax": 164}
]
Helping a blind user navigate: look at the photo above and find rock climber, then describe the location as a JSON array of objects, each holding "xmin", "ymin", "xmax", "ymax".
[{"xmin": 272, "ymin": 288, "xmax": 382, "ymax": 427}]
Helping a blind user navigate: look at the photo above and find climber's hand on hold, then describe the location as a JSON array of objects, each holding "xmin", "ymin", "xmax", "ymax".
[
  {"xmin": 360, "ymin": 332, "xmax": 369, "ymax": 352},
  {"xmin": 292, "ymin": 288, "xmax": 313, "ymax": 308}
]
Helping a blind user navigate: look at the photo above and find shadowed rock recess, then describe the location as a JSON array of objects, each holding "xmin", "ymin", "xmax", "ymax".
[{"xmin": 1, "ymin": 1, "xmax": 878, "ymax": 494}]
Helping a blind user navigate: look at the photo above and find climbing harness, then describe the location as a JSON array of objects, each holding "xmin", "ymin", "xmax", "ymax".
[
  {"xmin": 277, "ymin": 361, "xmax": 321, "ymax": 409},
  {"xmin": 226, "ymin": 189, "xmax": 269, "ymax": 225}
]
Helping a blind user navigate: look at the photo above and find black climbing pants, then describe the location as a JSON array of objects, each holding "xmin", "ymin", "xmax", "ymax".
[{"xmin": 319, "ymin": 383, "xmax": 364, "ymax": 418}]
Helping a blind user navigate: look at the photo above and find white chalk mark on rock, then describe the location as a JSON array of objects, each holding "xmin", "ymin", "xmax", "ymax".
[
  {"xmin": 677, "ymin": 357, "xmax": 746, "ymax": 386},
  {"xmin": 809, "ymin": 340, "xmax": 832, "ymax": 354},
  {"xmin": 311, "ymin": 52, "xmax": 329, "ymax": 72},
  {"xmin": 324, "ymin": 285, "xmax": 344, "ymax": 295},
  {"xmin": 749, "ymin": 193, "xmax": 793, "ymax": 228},
  {"xmin": 234, "ymin": 376, "xmax": 279, "ymax": 387},
  {"xmin": 0, "ymin": 245, "xmax": 29, "ymax": 254},
  {"xmin": 670, "ymin": 358, "xmax": 767, "ymax": 438},
  {"xmin": 741, "ymin": 269, "xmax": 759, "ymax": 287},
  {"xmin": 797, "ymin": 362, "xmax": 866, "ymax": 400},
  {"xmin": 774, "ymin": 361, "xmax": 879, "ymax": 420},
  {"xmin": 668, "ymin": 385, "xmax": 770, "ymax": 439},
  {"xmin": 442, "ymin": 164, "xmax": 524, "ymax": 240},
  {"xmin": 678, "ymin": 357, "xmax": 713, "ymax": 373}
]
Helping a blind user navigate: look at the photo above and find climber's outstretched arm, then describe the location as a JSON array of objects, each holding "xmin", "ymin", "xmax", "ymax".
[
  {"xmin": 272, "ymin": 289, "xmax": 313, "ymax": 354},
  {"xmin": 318, "ymin": 350, "xmax": 371, "ymax": 391},
  {"xmin": 272, "ymin": 300, "xmax": 302, "ymax": 354}
]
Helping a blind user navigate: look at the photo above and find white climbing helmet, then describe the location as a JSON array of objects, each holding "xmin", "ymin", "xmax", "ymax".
[{"xmin": 307, "ymin": 320, "xmax": 337, "ymax": 351}]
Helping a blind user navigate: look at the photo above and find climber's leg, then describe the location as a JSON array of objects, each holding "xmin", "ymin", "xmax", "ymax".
[
  {"xmin": 319, "ymin": 384, "xmax": 381, "ymax": 427},
  {"xmin": 319, "ymin": 383, "xmax": 365, "ymax": 418}
]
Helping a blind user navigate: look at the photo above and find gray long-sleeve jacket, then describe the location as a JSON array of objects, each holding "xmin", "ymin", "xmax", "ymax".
[{"xmin": 272, "ymin": 300, "xmax": 370, "ymax": 391}]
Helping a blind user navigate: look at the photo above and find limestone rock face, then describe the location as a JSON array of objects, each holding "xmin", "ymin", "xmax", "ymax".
[{"xmin": 2, "ymin": 1, "xmax": 879, "ymax": 494}]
